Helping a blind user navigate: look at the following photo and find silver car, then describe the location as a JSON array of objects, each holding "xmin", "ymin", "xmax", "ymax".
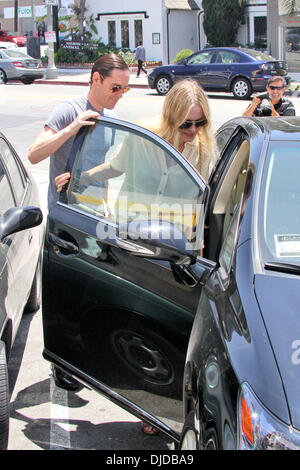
[{"xmin": 0, "ymin": 48, "xmax": 44, "ymax": 84}]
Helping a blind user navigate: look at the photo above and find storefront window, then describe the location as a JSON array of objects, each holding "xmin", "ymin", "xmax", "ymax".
[
  {"xmin": 134, "ymin": 20, "xmax": 142, "ymax": 47},
  {"xmin": 254, "ymin": 16, "xmax": 267, "ymax": 49},
  {"xmin": 121, "ymin": 20, "xmax": 129, "ymax": 48},
  {"xmin": 286, "ymin": 27, "xmax": 300, "ymax": 51},
  {"xmin": 108, "ymin": 21, "xmax": 116, "ymax": 47}
]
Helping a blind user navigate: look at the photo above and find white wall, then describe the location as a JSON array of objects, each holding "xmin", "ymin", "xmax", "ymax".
[
  {"xmin": 168, "ymin": 10, "xmax": 199, "ymax": 63},
  {"xmin": 86, "ymin": 0, "xmax": 164, "ymax": 62}
]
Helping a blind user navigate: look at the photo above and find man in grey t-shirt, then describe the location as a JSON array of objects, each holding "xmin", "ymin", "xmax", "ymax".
[
  {"xmin": 28, "ymin": 53, "xmax": 130, "ymax": 209},
  {"xmin": 28, "ymin": 53, "xmax": 130, "ymax": 391}
]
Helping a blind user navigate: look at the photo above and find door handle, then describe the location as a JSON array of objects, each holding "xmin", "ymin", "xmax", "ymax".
[
  {"xmin": 116, "ymin": 237, "xmax": 154, "ymax": 256},
  {"xmin": 48, "ymin": 232, "xmax": 79, "ymax": 254}
]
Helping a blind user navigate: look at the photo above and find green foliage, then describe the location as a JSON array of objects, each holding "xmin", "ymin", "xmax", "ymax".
[
  {"xmin": 202, "ymin": 0, "xmax": 244, "ymax": 47},
  {"xmin": 51, "ymin": 42, "xmax": 134, "ymax": 64},
  {"xmin": 173, "ymin": 49, "xmax": 194, "ymax": 63}
]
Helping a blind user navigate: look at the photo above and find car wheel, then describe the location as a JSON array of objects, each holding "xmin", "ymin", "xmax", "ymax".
[
  {"xmin": 21, "ymin": 78, "xmax": 34, "ymax": 85},
  {"xmin": 24, "ymin": 254, "xmax": 42, "ymax": 313},
  {"xmin": 180, "ymin": 411, "xmax": 199, "ymax": 450},
  {"xmin": 155, "ymin": 75, "xmax": 172, "ymax": 95},
  {"xmin": 0, "ymin": 341, "xmax": 9, "ymax": 450},
  {"xmin": 232, "ymin": 77, "xmax": 252, "ymax": 99},
  {"xmin": 0, "ymin": 69, "xmax": 7, "ymax": 84}
]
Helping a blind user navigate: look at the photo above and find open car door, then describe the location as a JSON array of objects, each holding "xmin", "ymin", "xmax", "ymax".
[{"xmin": 42, "ymin": 117, "xmax": 210, "ymax": 441}]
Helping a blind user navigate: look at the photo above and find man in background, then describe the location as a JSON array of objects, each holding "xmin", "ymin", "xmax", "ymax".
[{"xmin": 135, "ymin": 40, "xmax": 147, "ymax": 77}]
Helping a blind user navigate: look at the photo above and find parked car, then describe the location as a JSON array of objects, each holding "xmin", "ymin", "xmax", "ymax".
[
  {"xmin": 0, "ymin": 30, "xmax": 26, "ymax": 47},
  {"xmin": 147, "ymin": 47, "xmax": 290, "ymax": 99},
  {"xmin": 0, "ymin": 42, "xmax": 18, "ymax": 49},
  {"xmin": 0, "ymin": 131, "xmax": 44, "ymax": 450},
  {"xmin": 0, "ymin": 48, "xmax": 44, "ymax": 84},
  {"xmin": 42, "ymin": 115, "xmax": 300, "ymax": 450}
]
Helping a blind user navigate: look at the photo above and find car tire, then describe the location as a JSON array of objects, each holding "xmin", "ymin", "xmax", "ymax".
[
  {"xmin": 24, "ymin": 254, "xmax": 42, "ymax": 313},
  {"xmin": 21, "ymin": 78, "xmax": 34, "ymax": 85},
  {"xmin": 179, "ymin": 411, "xmax": 199, "ymax": 450},
  {"xmin": 232, "ymin": 77, "xmax": 252, "ymax": 99},
  {"xmin": 0, "ymin": 341, "xmax": 9, "ymax": 450},
  {"xmin": 0, "ymin": 69, "xmax": 7, "ymax": 84},
  {"xmin": 155, "ymin": 75, "xmax": 172, "ymax": 95}
]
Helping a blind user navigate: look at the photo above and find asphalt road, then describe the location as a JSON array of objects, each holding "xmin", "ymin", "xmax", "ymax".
[{"xmin": 2, "ymin": 83, "xmax": 300, "ymax": 450}]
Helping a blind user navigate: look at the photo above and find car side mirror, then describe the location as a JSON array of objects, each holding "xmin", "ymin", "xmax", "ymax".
[
  {"xmin": 0, "ymin": 206, "xmax": 43, "ymax": 242},
  {"xmin": 182, "ymin": 58, "xmax": 188, "ymax": 65},
  {"xmin": 116, "ymin": 220, "xmax": 198, "ymax": 266}
]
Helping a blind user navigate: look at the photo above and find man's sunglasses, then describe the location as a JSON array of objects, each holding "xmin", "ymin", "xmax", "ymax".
[
  {"xmin": 179, "ymin": 118, "xmax": 207, "ymax": 129},
  {"xmin": 110, "ymin": 84, "xmax": 130, "ymax": 94},
  {"xmin": 99, "ymin": 74, "xmax": 130, "ymax": 94},
  {"xmin": 269, "ymin": 85, "xmax": 284, "ymax": 90}
]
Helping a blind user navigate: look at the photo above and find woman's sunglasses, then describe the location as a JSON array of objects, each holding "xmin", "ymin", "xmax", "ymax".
[
  {"xmin": 269, "ymin": 85, "xmax": 284, "ymax": 90},
  {"xmin": 179, "ymin": 118, "xmax": 207, "ymax": 129}
]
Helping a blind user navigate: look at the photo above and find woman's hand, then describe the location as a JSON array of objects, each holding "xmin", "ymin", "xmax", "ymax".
[{"xmin": 55, "ymin": 172, "xmax": 71, "ymax": 192}]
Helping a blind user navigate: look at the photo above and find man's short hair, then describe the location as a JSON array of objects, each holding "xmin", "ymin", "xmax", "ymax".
[
  {"xmin": 90, "ymin": 53, "xmax": 129, "ymax": 85},
  {"xmin": 267, "ymin": 76, "xmax": 286, "ymax": 87}
]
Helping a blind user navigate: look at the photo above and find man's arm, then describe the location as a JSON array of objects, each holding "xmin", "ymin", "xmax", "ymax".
[
  {"xmin": 28, "ymin": 110, "xmax": 99, "ymax": 164},
  {"xmin": 242, "ymin": 94, "xmax": 261, "ymax": 117}
]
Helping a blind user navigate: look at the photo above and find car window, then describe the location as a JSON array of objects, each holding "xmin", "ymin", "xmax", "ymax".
[
  {"xmin": 0, "ymin": 158, "xmax": 15, "ymax": 214},
  {"xmin": 215, "ymin": 51, "xmax": 240, "ymax": 64},
  {"xmin": 0, "ymin": 138, "xmax": 25, "ymax": 205},
  {"xmin": 259, "ymin": 142, "xmax": 300, "ymax": 262},
  {"xmin": 208, "ymin": 137, "xmax": 249, "ymax": 263},
  {"xmin": 216, "ymin": 127, "xmax": 237, "ymax": 156},
  {"xmin": 3, "ymin": 50, "xmax": 27, "ymax": 58},
  {"xmin": 187, "ymin": 51, "xmax": 214, "ymax": 65},
  {"xmin": 65, "ymin": 121, "xmax": 204, "ymax": 243},
  {"xmin": 219, "ymin": 199, "xmax": 243, "ymax": 271}
]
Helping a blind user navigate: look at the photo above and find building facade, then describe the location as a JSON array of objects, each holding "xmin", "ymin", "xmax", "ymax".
[
  {"xmin": 268, "ymin": 0, "xmax": 300, "ymax": 71},
  {"xmin": 86, "ymin": 0, "xmax": 202, "ymax": 64}
]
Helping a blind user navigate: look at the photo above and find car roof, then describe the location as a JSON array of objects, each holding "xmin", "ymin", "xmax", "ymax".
[{"xmin": 223, "ymin": 116, "xmax": 300, "ymax": 141}]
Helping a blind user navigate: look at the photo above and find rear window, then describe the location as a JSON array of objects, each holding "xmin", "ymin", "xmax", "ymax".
[
  {"xmin": 241, "ymin": 48, "xmax": 277, "ymax": 62},
  {"xmin": 3, "ymin": 49, "xmax": 28, "ymax": 58}
]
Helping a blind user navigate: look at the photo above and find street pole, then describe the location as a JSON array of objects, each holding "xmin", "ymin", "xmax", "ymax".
[{"xmin": 45, "ymin": 4, "xmax": 58, "ymax": 79}]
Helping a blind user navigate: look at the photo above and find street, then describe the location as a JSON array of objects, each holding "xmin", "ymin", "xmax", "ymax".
[{"xmin": 2, "ymin": 82, "xmax": 300, "ymax": 450}]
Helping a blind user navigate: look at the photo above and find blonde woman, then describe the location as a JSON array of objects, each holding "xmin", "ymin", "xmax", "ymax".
[{"xmin": 55, "ymin": 79, "xmax": 217, "ymax": 192}]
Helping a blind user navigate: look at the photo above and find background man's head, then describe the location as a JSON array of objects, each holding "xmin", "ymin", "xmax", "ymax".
[{"xmin": 266, "ymin": 76, "xmax": 286, "ymax": 103}]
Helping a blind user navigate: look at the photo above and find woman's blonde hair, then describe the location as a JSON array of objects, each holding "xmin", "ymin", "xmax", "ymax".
[
  {"xmin": 159, "ymin": 79, "xmax": 215, "ymax": 156},
  {"xmin": 136, "ymin": 79, "xmax": 217, "ymax": 177}
]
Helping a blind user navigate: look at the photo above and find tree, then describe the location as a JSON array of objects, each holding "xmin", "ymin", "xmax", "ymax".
[
  {"xmin": 280, "ymin": 0, "xmax": 300, "ymax": 15},
  {"xmin": 202, "ymin": 0, "xmax": 244, "ymax": 46}
]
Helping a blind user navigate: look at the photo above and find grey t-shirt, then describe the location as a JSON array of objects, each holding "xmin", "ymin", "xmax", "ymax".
[{"xmin": 46, "ymin": 95, "xmax": 115, "ymax": 209}]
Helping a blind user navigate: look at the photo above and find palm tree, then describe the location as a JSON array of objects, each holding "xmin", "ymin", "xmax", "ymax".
[{"xmin": 279, "ymin": 0, "xmax": 300, "ymax": 15}]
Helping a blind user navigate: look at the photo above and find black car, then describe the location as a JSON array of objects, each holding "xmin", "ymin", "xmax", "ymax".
[
  {"xmin": 148, "ymin": 47, "xmax": 290, "ymax": 99},
  {"xmin": 42, "ymin": 115, "xmax": 300, "ymax": 450},
  {"xmin": 0, "ymin": 132, "xmax": 43, "ymax": 450}
]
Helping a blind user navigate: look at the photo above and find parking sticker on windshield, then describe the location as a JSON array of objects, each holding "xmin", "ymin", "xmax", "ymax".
[{"xmin": 275, "ymin": 234, "xmax": 300, "ymax": 257}]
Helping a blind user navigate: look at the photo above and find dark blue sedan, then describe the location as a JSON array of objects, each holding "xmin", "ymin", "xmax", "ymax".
[{"xmin": 148, "ymin": 47, "xmax": 290, "ymax": 99}]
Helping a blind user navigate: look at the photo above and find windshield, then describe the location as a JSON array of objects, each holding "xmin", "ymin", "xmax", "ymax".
[
  {"xmin": 241, "ymin": 48, "xmax": 277, "ymax": 62},
  {"xmin": 259, "ymin": 141, "xmax": 300, "ymax": 265}
]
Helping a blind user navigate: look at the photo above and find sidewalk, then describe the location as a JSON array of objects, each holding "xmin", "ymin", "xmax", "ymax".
[{"xmin": 35, "ymin": 67, "xmax": 149, "ymax": 88}]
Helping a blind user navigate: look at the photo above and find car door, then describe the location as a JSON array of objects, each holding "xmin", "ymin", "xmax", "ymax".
[
  {"xmin": 205, "ymin": 50, "xmax": 242, "ymax": 90},
  {"xmin": 178, "ymin": 50, "xmax": 215, "ymax": 88},
  {"xmin": 42, "ymin": 117, "xmax": 209, "ymax": 436},
  {"xmin": 0, "ymin": 137, "xmax": 38, "ymax": 335}
]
